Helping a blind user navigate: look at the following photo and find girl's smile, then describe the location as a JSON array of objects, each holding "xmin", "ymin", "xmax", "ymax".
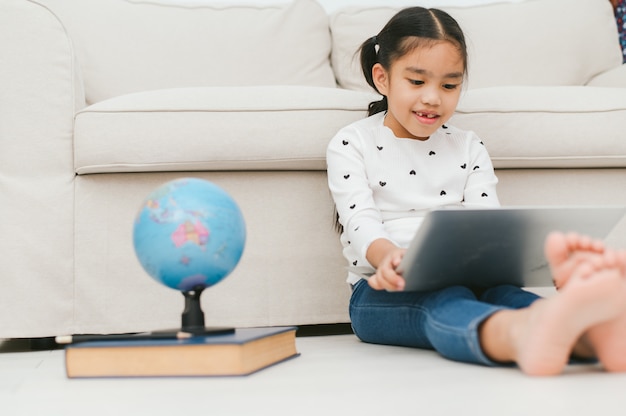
[
  {"xmin": 372, "ymin": 41, "xmax": 464, "ymax": 140},
  {"xmin": 414, "ymin": 111, "xmax": 440, "ymax": 125}
]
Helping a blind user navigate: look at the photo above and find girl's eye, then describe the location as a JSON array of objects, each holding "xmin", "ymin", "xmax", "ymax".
[
  {"xmin": 409, "ymin": 79, "xmax": 424, "ymax": 86},
  {"xmin": 443, "ymin": 84, "xmax": 459, "ymax": 90}
]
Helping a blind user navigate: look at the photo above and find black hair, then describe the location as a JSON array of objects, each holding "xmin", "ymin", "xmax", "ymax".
[{"xmin": 358, "ymin": 7, "xmax": 468, "ymax": 116}]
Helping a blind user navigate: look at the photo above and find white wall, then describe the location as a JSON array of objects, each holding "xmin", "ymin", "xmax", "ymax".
[
  {"xmin": 316, "ymin": 0, "xmax": 526, "ymax": 13},
  {"xmin": 130, "ymin": 0, "xmax": 527, "ymax": 13}
]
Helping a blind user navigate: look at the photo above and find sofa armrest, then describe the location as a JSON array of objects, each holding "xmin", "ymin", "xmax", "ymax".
[
  {"xmin": 0, "ymin": 0, "xmax": 84, "ymax": 337},
  {"xmin": 586, "ymin": 64, "xmax": 626, "ymax": 88}
]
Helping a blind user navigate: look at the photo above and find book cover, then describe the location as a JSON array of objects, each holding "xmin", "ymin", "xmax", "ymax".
[{"xmin": 64, "ymin": 327, "xmax": 298, "ymax": 378}]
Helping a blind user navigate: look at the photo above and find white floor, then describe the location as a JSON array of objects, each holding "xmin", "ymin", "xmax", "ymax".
[{"xmin": 2, "ymin": 334, "xmax": 626, "ymax": 416}]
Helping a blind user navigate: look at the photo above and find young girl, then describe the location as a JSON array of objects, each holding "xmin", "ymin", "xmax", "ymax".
[{"xmin": 327, "ymin": 7, "xmax": 626, "ymax": 376}]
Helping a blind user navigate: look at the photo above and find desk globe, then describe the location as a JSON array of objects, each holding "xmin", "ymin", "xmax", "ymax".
[{"xmin": 133, "ymin": 178, "xmax": 246, "ymax": 335}]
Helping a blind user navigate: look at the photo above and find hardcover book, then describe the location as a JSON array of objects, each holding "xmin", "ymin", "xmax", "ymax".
[{"xmin": 63, "ymin": 327, "xmax": 298, "ymax": 378}]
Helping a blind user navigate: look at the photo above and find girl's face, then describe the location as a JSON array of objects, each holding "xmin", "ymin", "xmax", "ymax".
[{"xmin": 373, "ymin": 40, "xmax": 464, "ymax": 141}]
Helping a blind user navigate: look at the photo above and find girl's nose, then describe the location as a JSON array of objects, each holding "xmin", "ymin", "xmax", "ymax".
[{"xmin": 421, "ymin": 87, "xmax": 441, "ymax": 106}]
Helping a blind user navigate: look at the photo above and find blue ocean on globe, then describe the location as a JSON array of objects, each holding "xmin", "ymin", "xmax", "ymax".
[{"xmin": 133, "ymin": 178, "xmax": 246, "ymax": 292}]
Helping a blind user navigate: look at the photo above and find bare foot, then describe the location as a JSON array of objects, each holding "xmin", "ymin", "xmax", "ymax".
[
  {"xmin": 483, "ymin": 262, "xmax": 626, "ymax": 376},
  {"xmin": 585, "ymin": 250, "xmax": 626, "ymax": 372},
  {"xmin": 544, "ymin": 231, "xmax": 605, "ymax": 289},
  {"xmin": 545, "ymin": 232, "xmax": 626, "ymax": 371}
]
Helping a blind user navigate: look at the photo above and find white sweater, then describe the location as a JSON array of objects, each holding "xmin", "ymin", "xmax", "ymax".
[{"xmin": 326, "ymin": 112, "xmax": 500, "ymax": 284}]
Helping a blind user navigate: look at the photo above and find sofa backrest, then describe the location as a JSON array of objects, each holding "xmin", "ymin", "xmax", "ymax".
[
  {"xmin": 331, "ymin": 0, "xmax": 623, "ymax": 91},
  {"xmin": 37, "ymin": 0, "xmax": 336, "ymax": 104}
]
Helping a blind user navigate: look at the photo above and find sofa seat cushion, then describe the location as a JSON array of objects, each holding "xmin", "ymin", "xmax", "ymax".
[
  {"xmin": 74, "ymin": 86, "xmax": 376, "ymax": 175},
  {"xmin": 450, "ymin": 86, "xmax": 626, "ymax": 169}
]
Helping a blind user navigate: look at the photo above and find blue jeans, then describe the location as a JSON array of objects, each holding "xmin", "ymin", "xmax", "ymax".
[{"xmin": 349, "ymin": 279, "xmax": 541, "ymax": 366}]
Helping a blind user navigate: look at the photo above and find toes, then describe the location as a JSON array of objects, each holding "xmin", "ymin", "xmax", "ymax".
[
  {"xmin": 570, "ymin": 262, "xmax": 596, "ymax": 281},
  {"xmin": 545, "ymin": 231, "xmax": 569, "ymax": 266},
  {"xmin": 544, "ymin": 231, "xmax": 604, "ymax": 268},
  {"xmin": 603, "ymin": 250, "xmax": 621, "ymax": 269},
  {"xmin": 586, "ymin": 250, "xmax": 622, "ymax": 272},
  {"xmin": 564, "ymin": 232, "xmax": 604, "ymax": 254},
  {"xmin": 578, "ymin": 234, "xmax": 605, "ymax": 253}
]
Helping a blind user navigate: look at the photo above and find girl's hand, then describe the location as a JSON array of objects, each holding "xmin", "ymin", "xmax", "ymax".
[{"xmin": 368, "ymin": 248, "xmax": 406, "ymax": 291}]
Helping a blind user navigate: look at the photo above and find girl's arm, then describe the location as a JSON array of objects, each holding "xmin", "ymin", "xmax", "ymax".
[
  {"xmin": 327, "ymin": 124, "xmax": 398, "ymax": 287},
  {"xmin": 462, "ymin": 133, "xmax": 500, "ymax": 208}
]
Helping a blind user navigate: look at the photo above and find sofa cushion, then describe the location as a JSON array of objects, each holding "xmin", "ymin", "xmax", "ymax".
[
  {"xmin": 38, "ymin": 0, "xmax": 335, "ymax": 104},
  {"xmin": 450, "ymin": 86, "xmax": 626, "ymax": 169},
  {"xmin": 74, "ymin": 86, "xmax": 377, "ymax": 174},
  {"xmin": 330, "ymin": 0, "xmax": 622, "ymax": 91},
  {"xmin": 587, "ymin": 64, "xmax": 626, "ymax": 88}
]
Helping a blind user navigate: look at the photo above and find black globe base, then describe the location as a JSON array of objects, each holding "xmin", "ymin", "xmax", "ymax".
[{"xmin": 153, "ymin": 285, "xmax": 234, "ymax": 337}]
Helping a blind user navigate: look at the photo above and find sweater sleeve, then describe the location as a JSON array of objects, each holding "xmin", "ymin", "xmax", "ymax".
[
  {"xmin": 327, "ymin": 125, "xmax": 393, "ymax": 264},
  {"xmin": 462, "ymin": 132, "xmax": 500, "ymax": 208}
]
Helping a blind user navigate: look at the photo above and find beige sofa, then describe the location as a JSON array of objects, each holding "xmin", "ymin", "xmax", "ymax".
[{"xmin": 1, "ymin": 0, "xmax": 625, "ymax": 339}]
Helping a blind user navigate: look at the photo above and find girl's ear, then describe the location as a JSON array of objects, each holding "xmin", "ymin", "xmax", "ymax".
[{"xmin": 372, "ymin": 63, "xmax": 389, "ymax": 96}]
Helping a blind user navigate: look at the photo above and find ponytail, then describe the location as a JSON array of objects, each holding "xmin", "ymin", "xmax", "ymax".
[
  {"xmin": 358, "ymin": 36, "xmax": 388, "ymax": 116},
  {"xmin": 367, "ymin": 96, "xmax": 388, "ymax": 117},
  {"xmin": 359, "ymin": 35, "xmax": 378, "ymax": 91}
]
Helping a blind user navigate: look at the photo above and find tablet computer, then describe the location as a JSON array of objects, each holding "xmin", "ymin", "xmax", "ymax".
[{"xmin": 396, "ymin": 206, "xmax": 626, "ymax": 292}]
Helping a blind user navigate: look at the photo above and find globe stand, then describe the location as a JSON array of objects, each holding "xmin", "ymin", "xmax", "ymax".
[
  {"xmin": 153, "ymin": 286, "xmax": 234, "ymax": 337},
  {"xmin": 180, "ymin": 287, "xmax": 235, "ymax": 335}
]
